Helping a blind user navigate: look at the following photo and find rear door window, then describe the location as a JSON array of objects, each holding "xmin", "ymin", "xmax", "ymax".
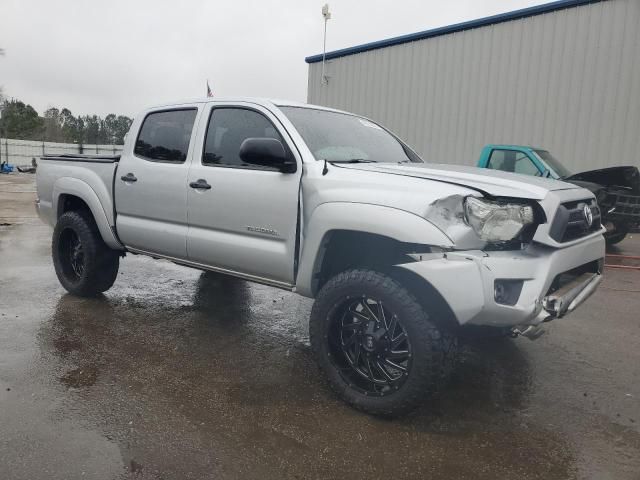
[{"xmin": 134, "ymin": 109, "xmax": 197, "ymax": 163}]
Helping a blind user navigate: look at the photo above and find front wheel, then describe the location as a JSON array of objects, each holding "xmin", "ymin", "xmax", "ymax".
[
  {"xmin": 310, "ymin": 269, "xmax": 450, "ymax": 416},
  {"xmin": 52, "ymin": 210, "xmax": 120, "ymax": 297}
]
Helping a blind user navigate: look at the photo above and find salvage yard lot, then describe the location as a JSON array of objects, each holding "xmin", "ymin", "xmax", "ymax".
[{"xmin": 1, "ymin": 173, "xmax": 639, "ymax": 480}]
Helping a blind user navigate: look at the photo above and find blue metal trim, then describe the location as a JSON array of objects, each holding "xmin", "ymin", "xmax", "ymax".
[{"xmin": 305, "ymin": 0, "xmax": 605, "ymax": 63}]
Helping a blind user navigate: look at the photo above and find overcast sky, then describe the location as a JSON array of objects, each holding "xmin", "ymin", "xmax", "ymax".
[{"xmin": 1, "ymin": 0, "xmax": 547, "ymax": 117}]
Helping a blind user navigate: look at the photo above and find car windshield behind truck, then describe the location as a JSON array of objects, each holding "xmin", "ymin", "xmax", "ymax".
[
  {"xmin": 280, "ymin": 106, "xmax": 422, "ymax": 163},
  {"xmin": 534, "ymin": 149, "xmax": 572, "ymax": 178}
]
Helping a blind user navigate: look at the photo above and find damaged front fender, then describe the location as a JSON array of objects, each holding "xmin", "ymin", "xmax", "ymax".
[{"xmin": 424, "ymin": 194, "xmax": 487, "ymax": 250}]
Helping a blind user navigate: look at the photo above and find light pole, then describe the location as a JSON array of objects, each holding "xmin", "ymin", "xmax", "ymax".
[
  {"xmin": 321, "ymin": 4, "xmax": 331, "ymax": 86},
  {"xmin": 0, "ymin": 103, "xmax": 5, "ymax": 168}
]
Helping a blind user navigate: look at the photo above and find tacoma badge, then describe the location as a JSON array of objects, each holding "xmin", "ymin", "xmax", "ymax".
[{"xmin": 246, "ymin": 226, "xmax": 279, "ymax": 236}]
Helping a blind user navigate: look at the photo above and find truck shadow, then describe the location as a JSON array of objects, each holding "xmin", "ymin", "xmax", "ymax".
[
  {"xmin": 190, "ymin": 271, "xmax": 253, "ymax": 328},
  {"xmin": 40, "ymin": 271, "xmax": 533, "ymax": 420},
  {"xmin": 37, "ymin": 272, "xmax": 571, "ymax": 479},
  {"xmin": 408, "ymin": 338, "xmax": 534, "ymax": 429}
]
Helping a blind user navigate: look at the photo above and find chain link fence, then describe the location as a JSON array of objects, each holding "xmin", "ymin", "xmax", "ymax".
[{"xmin": 0, "ymin": 138, "xmax": 124, "ymax": 166}]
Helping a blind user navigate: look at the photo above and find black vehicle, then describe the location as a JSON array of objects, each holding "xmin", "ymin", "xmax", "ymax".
[{"xmin": 566, "ymin": 166, "xmax": 640, "ymax": 245}]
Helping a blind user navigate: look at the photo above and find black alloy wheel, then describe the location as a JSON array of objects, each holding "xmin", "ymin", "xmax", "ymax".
[
  {"xmin": 60, "ymin": 228, "xmax": 85, "ymax": 280},
  {"xmin": 310, "ymin": 269, "xmax": 450, "ymax": 416},
  {"xmin": 330, "ymin": 296, "xmax": 412, "ymax": 396},
  {"xmin": 52, "ymin": 210, "xmax": 120, "ymax": 296}
]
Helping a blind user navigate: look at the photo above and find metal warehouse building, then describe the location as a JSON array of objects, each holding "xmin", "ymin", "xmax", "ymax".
[{"xmin": 306, "ymin": 0, "xmax": 640, "ymax": 172}]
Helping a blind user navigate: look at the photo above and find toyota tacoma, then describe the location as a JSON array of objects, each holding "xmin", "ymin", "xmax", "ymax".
[{"xmin": 36, "ymin": 98, "xmax": 605, "ymax": 415}]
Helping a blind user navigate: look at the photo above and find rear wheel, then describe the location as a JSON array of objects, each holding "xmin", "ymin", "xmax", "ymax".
[
  {"xmin": 310, "ymin": 269, "xmax": 450, "ymax": 416},
  {"xmin": 52, "ymin": 211, "xmax": 120, "ymax": 296}
]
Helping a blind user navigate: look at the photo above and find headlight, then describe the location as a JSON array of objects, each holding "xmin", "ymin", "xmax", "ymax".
[{"xmin": 464, "ymin": 197, "xmax": 535, "ymax": 242}]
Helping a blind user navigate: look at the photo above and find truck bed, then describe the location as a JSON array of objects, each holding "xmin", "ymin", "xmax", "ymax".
[{"xmin": 37, "ymin": 154, "xmax": 120, "ymax": 246}]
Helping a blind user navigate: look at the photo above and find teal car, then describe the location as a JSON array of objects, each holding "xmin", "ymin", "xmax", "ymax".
[{"xmin": 477, "ymin": 144, "xmax": 640, "ymax": 245}]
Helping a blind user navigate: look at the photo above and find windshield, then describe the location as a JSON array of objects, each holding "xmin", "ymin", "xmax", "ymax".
[
  {"xmin": 280, "ymin": 106, "xmax": 423, "ymax": 163},
  {"xmin": 534, "ymin": 149, "xmax": 572, "ymax": 178}
]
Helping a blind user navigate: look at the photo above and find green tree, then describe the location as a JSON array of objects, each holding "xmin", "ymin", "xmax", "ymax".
[
  {"xmin": 43, "ymin": 107, "xmax": 64, "ymax": 142},
  {"xmin": 97, "ymin": 119, "xmax": 109, "ymax": 144},
  {"xmin": 113, "ymin": 115, "xmax": 133, "ymax": 144},
  {"xmin": 60, "ymin": 108, "xmax": 85, "ymax": 143},
  {"xmin": 0, "ymin": 99, "xmax": 44, "ymax": 140},
  {"xmin": 83, "ymin": 115, "xmax": 101, "ymax": 144},
  {"xmin": 103, "ymin": 113, "xmax": 118, "ymax": 143},
  {"xmin": 1, "ymin": 93, "xmax": 132, "ymax": 145}
]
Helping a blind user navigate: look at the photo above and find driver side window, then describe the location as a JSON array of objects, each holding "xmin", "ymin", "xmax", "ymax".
[{"xmin": 202, "ymin": 108, "xmax": 284, "ymax": 170}]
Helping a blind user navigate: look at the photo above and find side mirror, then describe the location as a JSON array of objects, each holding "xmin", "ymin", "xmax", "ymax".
[{"xmin": 239, "ymin": 138, "xmax": 296, "ymax": 173}]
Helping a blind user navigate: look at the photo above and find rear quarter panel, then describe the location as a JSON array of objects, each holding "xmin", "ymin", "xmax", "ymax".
[{"xmin": 36, "ymin": 159, "xmax": 122, "ymax": 249}]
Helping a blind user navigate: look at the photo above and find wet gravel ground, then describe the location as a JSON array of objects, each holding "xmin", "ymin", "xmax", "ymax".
[{"xmin": 1, "ymin": 174, "xmax": 639, "ymax": 479}]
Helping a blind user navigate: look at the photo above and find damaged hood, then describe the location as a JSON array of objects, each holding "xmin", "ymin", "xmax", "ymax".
[
  {"xmin": 564, "ymin": 166, "xmax": 640, "ymax": 193},
  {"xmin": 336, "ymin": 162, "xmax": 580, "ymax": 200}
]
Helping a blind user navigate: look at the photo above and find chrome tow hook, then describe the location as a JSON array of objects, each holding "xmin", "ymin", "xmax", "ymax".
[{"xmin": 511, "ymin": 324, "xmax": 546, "ymax": 340}]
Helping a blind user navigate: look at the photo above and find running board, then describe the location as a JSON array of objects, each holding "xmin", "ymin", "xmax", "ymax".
[{"xmin": 126, "ymin": 247, "xmax": 296, "ymax": 291}]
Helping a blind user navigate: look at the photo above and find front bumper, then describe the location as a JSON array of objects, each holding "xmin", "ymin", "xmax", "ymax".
[
  {"xmin": 541, "ymin": 271, "xmax": 602, "ymax": 318},
  {"xmin": 398, "ymin": 232, "xmax": 605, "ymax": 328}
]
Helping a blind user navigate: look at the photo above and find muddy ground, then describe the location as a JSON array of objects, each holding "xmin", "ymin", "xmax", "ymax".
[{"xmin": 1, "ymin": 173, "xmax": 639, "ymax": 479}]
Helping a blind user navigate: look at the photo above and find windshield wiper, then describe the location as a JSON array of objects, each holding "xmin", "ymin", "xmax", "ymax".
[
  {"xmin": 321, "ymin": 158, "xmax": 377, "ymax": 176},
  {"xmin": 328, "ymin": 158, "xmax": 377, "ymax": 164}
]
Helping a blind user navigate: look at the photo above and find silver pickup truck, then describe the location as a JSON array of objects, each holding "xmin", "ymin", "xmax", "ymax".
[{"xmin": 36, "ymin": 98, "xmax": 605, "ymax": 415}]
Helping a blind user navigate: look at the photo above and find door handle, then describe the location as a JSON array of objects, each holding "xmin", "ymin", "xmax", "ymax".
[
  {"xmin": 189, "ymin": 179, "xmax": 212, "ymax": 190},
  {"xmin": 120, "ymin": 172, "xmax": 137, "ymax": 182}
]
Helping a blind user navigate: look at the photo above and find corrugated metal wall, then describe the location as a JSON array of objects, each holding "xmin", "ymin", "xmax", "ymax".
[{"xmin": 307, "ymin": 0, "xmax": 640, "ymax": 171}]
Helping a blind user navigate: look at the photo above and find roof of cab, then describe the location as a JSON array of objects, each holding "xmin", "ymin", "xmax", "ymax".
[
  {"xmin": 144, "ymin": 97, "xmax": 349, "ymax": 115},
  {"xmin": 485, "ymin": 144, "xmax": 545, "ymax": 151}
]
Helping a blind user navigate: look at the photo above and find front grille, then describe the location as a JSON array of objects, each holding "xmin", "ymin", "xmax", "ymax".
[
  {"xmin": 610, "ymin": 192, "xmax": 640, "ymax": 218},
  {"xmin": 549, "ymin": 199, "xmax": 601, "ymax": 242}
]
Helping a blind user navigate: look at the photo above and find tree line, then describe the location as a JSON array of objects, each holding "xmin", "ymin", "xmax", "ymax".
[{"xmin": 0, "ymin": 98, "xmax": 133, "ymax": 145}]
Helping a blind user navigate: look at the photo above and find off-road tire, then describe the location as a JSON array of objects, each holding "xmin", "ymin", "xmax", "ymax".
[
  {"xmin": 605, "ymin": 231, "xmax": 627, "ymax": 246},
  {"xmin": 310, "ymin": 269, "xmax": 450, "ymax": 417},
  {"xmin": 52, "ymin": 210, "xmax": 119, "ymax": 296}
]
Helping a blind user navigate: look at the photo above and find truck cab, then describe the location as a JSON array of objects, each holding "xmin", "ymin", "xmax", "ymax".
[{"xmin": 477, "ymin": 144, "xmax": 571, "ymax": 179}]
